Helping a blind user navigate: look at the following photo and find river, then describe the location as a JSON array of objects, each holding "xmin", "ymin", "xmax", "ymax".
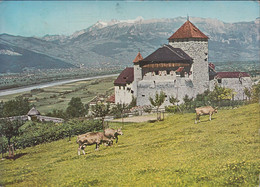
[{"xmin": 0, "ymin": 74, "xmax": 118, "ymax": 97}]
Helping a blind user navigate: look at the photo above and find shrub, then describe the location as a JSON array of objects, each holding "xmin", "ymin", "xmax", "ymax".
[
  {"xmin": 165, "ymin": 105, "xmax": 177, "ymax": 113},
  {"xmin": 6, "ymin": 120, "xmax": 102, "ymax": 150}
]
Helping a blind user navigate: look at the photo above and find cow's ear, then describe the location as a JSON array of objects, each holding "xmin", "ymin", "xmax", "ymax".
[{"xmin": 215, "ymin": 107, "xmax": 218, "ymax": 109}]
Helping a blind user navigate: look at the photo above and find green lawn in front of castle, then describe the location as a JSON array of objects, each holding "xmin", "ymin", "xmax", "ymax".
[{"xmin": 1, "ymin": 103, "xmax": 259, "ymax": 186}]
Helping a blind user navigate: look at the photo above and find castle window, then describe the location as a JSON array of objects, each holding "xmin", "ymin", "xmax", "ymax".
[
  {"xmin": 204, "ymin": 58, "xmax": 207, "ymax": 61},
  {"xmin": 131, "ymin": 90, "xmax": 134, "ymax": 94},
  {"xmin": 142, "ymin": 95, "xmax": 145, "ymax": 97},
  {"xmin": 155, "ymin": 71, "xmax": 159, "ymax": 75},
  {"xmin": 217, "ymin": 79, "xmax": 222, "ymax": 83},
  {"xmin": 119, "ymin": 86, "xmax": 121, "ymax": 89}
]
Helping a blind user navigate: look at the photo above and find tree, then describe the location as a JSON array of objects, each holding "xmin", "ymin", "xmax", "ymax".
[
  {"xmin": 149, "ymin": 91, "xmax": 165, "ymax": 121},
  {"xmin": 183, "ymin": 94, "xmax": 193, "ymax": 110},
  {"xmin": 66, "ymin": 97, "xmax": 86, "ymax": 118},
  {"xmin": 128, "ymin": 96, "xmax": 137, "ymax": 109},
  {"xmin": 46, "ymin": 109, "xmax": 67, "ymax": 120},
  {"xmin": 111, "ymin": 103, "xmax": 127, "ymax": 123},
  {"xmin": 244, "ymin": 87, "xmax": 252, "ymax": 101},
  {"xmin": 251, "ymin": 82, "xmax": 260, "ymax": 103},
  {"xmin": 169, "ymin": 96, "xmax": 179, "ymax": 106},
  {"xmin": 3, "ymin": 96, "xmax": 30, "ymax": 117},
  {"xmin": 0, "ymin": 101, "xmax": 4, "ymax": 118},
  {"xmin": 0, "ymin": 119, "xmax": 24, "ymax": 158},
  {"xmin": 209, "ymin": 83, "xmax": 234, "ymax": 106},
  {"xmin": 169, "ymin": 96, "xmax": 183, "ymax": 113},
  {"xmin": 91, "ymin": 102, "xmax": 110, "ymax": 130}
]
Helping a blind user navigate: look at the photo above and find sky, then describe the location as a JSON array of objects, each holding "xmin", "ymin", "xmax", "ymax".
[{"xmin": 0, "ymin": 1, "xmax": 259, "ymax": 37}]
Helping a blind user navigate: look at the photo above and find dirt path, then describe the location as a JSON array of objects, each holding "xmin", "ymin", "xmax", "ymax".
[{"xmin": 111, "ymin": 113, "xmax": 158, "ymax": 123}]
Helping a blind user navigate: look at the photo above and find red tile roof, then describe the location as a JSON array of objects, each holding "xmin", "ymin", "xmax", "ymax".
[
  {"xmin": 114, "ymin": 67, "xmax": 134, "ymax": 86},
  {"xmin": 133, "ymin": 52, "xmax": 143, "ymax": 63},
  {"xmin": 215, "ymin": 72, "xmax": 250, "ymax": 79},
  {"xmin": 168, "ymin": 20, "xmax": 209, "ymax": 40}
]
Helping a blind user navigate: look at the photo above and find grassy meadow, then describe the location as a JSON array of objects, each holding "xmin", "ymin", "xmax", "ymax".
[
  {"xmin": 1, "ymin": 103, "xmax": 259, "ymax": 186},
  {"xmin": 0, "ymin": 76, "xmax": 116, "ymax": 114}
]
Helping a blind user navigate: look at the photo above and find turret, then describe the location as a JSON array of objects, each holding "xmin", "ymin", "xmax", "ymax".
[
  {"xmin": 132, "ymin": 52, "xmax": 143, "ymax": 97},
  {"xmin": 168, "ymin": 19, "xmax": 209, "ymax": 95}
]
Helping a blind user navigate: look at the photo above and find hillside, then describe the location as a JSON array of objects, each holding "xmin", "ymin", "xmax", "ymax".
[
  {"xmin": 0, "ymin": 43, "xmax": 75, "ymax": 73},
  {"xmin": 0, "ymin": 17, "xmax": 259, "ymax": 73},
  {"xmin": 1, "ymin": 103, "xmax": 259, "ymax": 186}
]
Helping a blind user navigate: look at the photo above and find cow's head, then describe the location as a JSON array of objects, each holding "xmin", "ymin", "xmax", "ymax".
[
  {"xmin": 214, "ymin": 107, "xmax": 218, "ymax": 113},
  {"xmin": 116, "ymin": 128, "xmax": 123, "ymax": 135}
]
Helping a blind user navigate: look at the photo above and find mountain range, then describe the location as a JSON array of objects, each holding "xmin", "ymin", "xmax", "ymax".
[{"xmin": 0, "ymin": 16, "xmax": 259, "ymax": 73}]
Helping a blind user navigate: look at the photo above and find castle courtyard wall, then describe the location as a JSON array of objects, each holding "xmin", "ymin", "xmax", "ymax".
[
  {"xmin": 136, "ymin": 78, "xmax": 194, "ymax": 107},
  {"xmin": 210, "ymin": 77, "xmax": 252, "ymax": 100}
]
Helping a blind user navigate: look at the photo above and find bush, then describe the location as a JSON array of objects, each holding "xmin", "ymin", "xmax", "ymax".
[
  {"xmin": 165, "ymin": 105, "xmax": 177, "ymax": 113},
  {"xmin": 11, "ymin": 120, "xmax": 102, "ymax": 150}
]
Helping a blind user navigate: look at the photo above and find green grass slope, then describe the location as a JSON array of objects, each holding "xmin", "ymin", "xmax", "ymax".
[{"xmin": 1, "ymin": 104, "xmax": 259, "ymax": 186}]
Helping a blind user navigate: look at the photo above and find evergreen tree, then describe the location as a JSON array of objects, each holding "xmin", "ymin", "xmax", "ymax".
[{"xmin": 66, "ymin": 97, "xmax": 86, "ymax": 118}]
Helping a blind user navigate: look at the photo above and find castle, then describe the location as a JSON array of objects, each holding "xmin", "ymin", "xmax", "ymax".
[{"xmin": 114, "ymin": 20, "xmax": 252, "ymax": 106}]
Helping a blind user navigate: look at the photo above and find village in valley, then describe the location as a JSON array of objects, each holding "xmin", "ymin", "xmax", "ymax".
[{"xmin": 0, "ymin": 1, "xmax": 259, "ymax": 186}]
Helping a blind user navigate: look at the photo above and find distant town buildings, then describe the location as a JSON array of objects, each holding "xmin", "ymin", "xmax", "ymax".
[{"xmin": 114, "ymin": 19, "xmax": 252, "ymax": 106}]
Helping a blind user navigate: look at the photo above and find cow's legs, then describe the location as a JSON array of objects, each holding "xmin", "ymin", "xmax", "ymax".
[
  {"xmin": 115, "ymin": 135, "xmax": 118, "ymax": 143},
  {"xmin": 78, "ymin": 145, "xmax": 85, "ymax": 155},
  {"xmin": 195, "ymin": 115, "xmax": 200, "ymax": 124},
  {"xmin": 82, "ymin": 145, "xmax": 86, "ymax": 155},
  {"xmin": 95, "ymin": 143, "xmax": 99, "ymax": 151},
  {"xmin": 78, "ymin": 146, "xmax": 81, "ymax": 155},
  {"xmin": 209, "ymin": 113, "xmax": 212, "ymax": 121}
]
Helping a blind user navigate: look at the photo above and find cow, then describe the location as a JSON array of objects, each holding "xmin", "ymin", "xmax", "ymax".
[
  {"xmin": 195, "ymin": 106, "xmax": 218, "ymax": 124},
  {"xmin": 77, "ymin": 132, "xmax": 113, "ymax": 155},
  {"xmin": 104, "ymin": 128, "xmax": 123, "ymax": 143}
]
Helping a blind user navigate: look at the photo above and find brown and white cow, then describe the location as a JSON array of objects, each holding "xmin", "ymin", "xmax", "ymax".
[
  {"xmin": 104, "ymin": 128, "xmax": 123, "ymax": 143},
  {"xmin": 195, "ymin": 106, "xmax": 218, "ymax": 124},
  {"xmin": 77, "ymin": 132, "xmax": 113, "ymax": 155}
]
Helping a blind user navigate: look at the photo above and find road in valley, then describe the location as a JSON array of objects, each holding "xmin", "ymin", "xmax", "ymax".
[{"xmin": 0, "ymin": 74, "xmax": 118, "ymax": 97}]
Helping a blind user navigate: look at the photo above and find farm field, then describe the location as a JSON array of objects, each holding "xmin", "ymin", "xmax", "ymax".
[
  {"xmin": 1, "ymin": 103, "xmax": 259, "ymax": 186},
  {"xmin": 0, "ymin": 76, "xmax": 116, "ymax": 114}
]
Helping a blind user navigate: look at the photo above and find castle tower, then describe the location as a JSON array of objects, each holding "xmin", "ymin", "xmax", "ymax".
[
  {"xmin": 168, "ymin": 20, "xmax": 209, "ymax": 95},
  {"xmin": 133, "ymin": 52, "xmax": 143, "ymax": 97}
]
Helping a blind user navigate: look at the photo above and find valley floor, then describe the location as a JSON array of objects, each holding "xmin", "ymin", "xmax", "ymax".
[{"xmin": 1, "ymin": 103, "xmax": 259, "ymax": 186}]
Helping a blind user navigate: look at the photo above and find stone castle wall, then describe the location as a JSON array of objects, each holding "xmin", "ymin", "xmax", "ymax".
[
  {"xmin": 169, "ymin": 39, "xmax": 209, "ymax": 95},
  {"xmin": 115, "ymin": 83, "xmax": 134, "ymax": 104},
  {"xmin": 209, "ymin": 77, "xmax": 252, "ymax": 100},
  {"xmin": 136, "ymin": 78, "xmax": 194, "ymax": 107}
]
